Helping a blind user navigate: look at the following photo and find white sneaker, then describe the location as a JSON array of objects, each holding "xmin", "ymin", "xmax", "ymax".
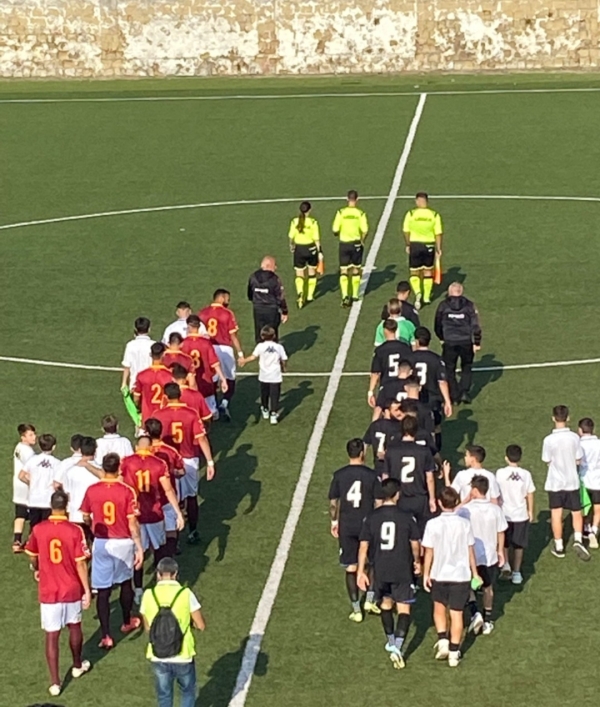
[
  {"xmin": 434, "ymin": 638, "xmax": 449, "ymax": 660},
  {"xmin": 414, "ymin": 294, "xmax": 422, "ymax": 311},
  {"xmin": 511, "ymin": 571, "xmax": 523, "ymax": 585},
  {"xmin": 387, "ymin": 644, "xmax": 405, "ymax": 669},
  {"xmin": 573, "ymin": 541, "xmax": 591, "ymax": 562},
  {"xmin": 134, "ymin": 587, "xmax": 144, "ymax": 605},
  {"xmin": 72, "ymin": 660, "xmax": 91, "ymax": 679},
  {"xmin": 482, "ymin": 621, "xmax": 494, "ymax": 635},
  {"xmin": 588, "ymin": 534, "xmax": 599, "ymax": 549},
  {"xmin": 448, "ymin": 650, "xmax": 461, "ymax": 667},
  {"xmin": 500, "ymin": 562, "xmax": 512, "ymax": 580},
  {"xmin": 270, "ymin": 413, "xmax": 279, "ymax": 425},
  {"xmin": 260, "ymin": 406, "xmax": 269, "ymax": 420},
  {"xmin": 468, "ymin": 611, "xmax": 484, "ymax": 635},
  {"xmin": 49, "ymin": 684, "xmax": 61, "ymax": 697}
]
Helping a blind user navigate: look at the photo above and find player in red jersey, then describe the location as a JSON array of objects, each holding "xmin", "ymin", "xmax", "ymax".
[
  {"xmin": 25, "ymin": 490, "xmax": 92, "ymax": 697},
  {"xmin": 146, "ymin": 417, "xmax": 186, "ymax": 557},
  {"xmin": 120, "ymin": 436, "xmax": 184, "ymax": 602},
  {"xmin": 181, "ymin": 314, "xmax": 227, "ymax": 418},
  {"xmin": 133, "ymin": 342, "xmax": 173, "ymax": 424},
  {"xmin": 172, "ymin": 363, "xmax": 213, "ymax": 427},
  {"xmin": 163, "ymin": 332, "xmax": 195, "ymax": 376},
  {"xmin": 152, "ymin": 382, "xmax": 215, "ymax": 544},
  {"xmin": 199, "ymin": 289, "xmax": 244, "ymax": 420},
  {"xmin": 80, "ymin": 453, "xmax": 144, "ymax": 649}
]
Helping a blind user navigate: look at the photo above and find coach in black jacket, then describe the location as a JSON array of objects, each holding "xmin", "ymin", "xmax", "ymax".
[
  {"xmin": 247, "ymin": 256, "xmax": 289, "ymax": 342},
  {"xmin": 434, "ymin": 282, "xmax": 481, "ymax": 404}
]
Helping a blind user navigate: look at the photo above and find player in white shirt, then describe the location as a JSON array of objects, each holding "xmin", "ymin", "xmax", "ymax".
[
  {"xmin": 541, "ymin": 405, "xmax": 589, "ymax": 561},
  {"xmin": 422, "ymin": 487, "xmax": 480, "ymax": 668},
  {"xmin": 56, "ymin": 437, "xmax": 99, "ymax": 544},
  {"xmin": 444, "ymin": 445, "xmax": 501, "ymax": 503},
  {"xmin": 12, "ymin": 423, "xmax": 37, "ymax": 553},
  {"xmin": 162, "ymin": 301, "xmax": 206, "ymax": 342},
  {"xmin": 19, "ymin": 434, "xmax": 61, "ymax": 528},
  {"xmin": 577, "ymin": 417, "xmax": 600, "ymax": 549},
  {"xmin": 94, "ymin": 415, "xmax": 134, "ymax": 467},
  {"xmin": 458, "ymin": 476, "xmax": 508, "ymax": 636},
  {"xmin": 121, "ymin": 317, "xmax": 155, "ymax": 390},
  {"xmin": 53, "ymin": 434, "xmax": 84, "ymax": 487},
  {"xmin": 240, "ymin": 325, "xmax": 288, "ymax": 425},
  {"xmin": 496, "ymin": 445, "xmax": 535, "ymax": 584}
]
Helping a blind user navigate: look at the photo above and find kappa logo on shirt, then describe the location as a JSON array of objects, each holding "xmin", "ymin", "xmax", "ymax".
[
  {"xmin": 508, "ymin": 472, "xmax": 523, "ymax": 482},
  {"xmin": 265, "ymin": 346, "xmax": 277, "ymax": 354},
  {"xmin": 39, "ymin": 459, "xmax": 53, "ymax": 469}
]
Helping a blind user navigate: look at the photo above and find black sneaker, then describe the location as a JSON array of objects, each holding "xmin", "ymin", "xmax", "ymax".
[
  {"xmin": 341, "ymin": 297, "xmax": 351, "ymax": 308},
  {"xmin": 460, "ymin": 392, "xmax": 472, "ymax": 405},
  {"xmin": 186, "ymin": 530, "xmax": 200, "ymax": 545}
]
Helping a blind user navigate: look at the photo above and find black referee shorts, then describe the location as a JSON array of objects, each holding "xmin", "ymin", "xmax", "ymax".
[
  {"xmin": 293, "ymin": 244, "xmax": 318, "ymax": 269},
  {"xmin": 339, "ymin": 241, "xmax": 363, "ymax": 267},
  {"xmin": 409, "ymin": 242, "xmax": 435, "ymax": 270}
]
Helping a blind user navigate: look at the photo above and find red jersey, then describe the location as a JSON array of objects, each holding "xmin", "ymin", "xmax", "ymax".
[
  {"xmin": 162, "ymin": 349, "xmax": 193, "ymax": 374},
  {"xmin": 181, "ymin": 334, "xmax": 219, "ymax": 398},
  {"xmin": 25, "ymin": 515, "xmax": 90, "ymax": 603},
  {"xmin": 199, "ymin": 303, "xmax": 239, "ymax": 347},
  {"xmin": 80, "ymin": 479, "xmax": 138, "ymax": 539},
  {"xmin": 120, "ymin": 450, "xmax": 169, "ymax": 524},
  {"xmin": 153, "ymin": 402, "xmax": 206, "ymax": 459},
  {"xmin": 180, "ymin": 385, "xmax": 212, "ymax": 421},
  {"xmin": 133, "ymin": 364, "xmax": 173, "ymax": 424},
  {"xmin": 150, "ymin": 440, "xmax": 184, "ymax": 503}
]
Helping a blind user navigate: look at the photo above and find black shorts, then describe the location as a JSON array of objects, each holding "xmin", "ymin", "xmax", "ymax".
[
  {"xmin": 375, "ymin": 581, "xmax": 415, "ymax": 604},
  {"xmin": 29, "ymin": 507, "xmax": 51, "ymax": 528},
  {"xmin": 506, "ymin": 520, "xmax": 530, "ymax": 549},
  {"xmin": 293, "ymin": 244, "xmax": 318, "ymax": 269},
  {"xmin": 14, "ymin": 503, "xmax": 28, "ymax": 520},
  {"xmin": 409, "ymin": 242, "xmax": 435, "ymax": 270},
  {"xmin": 339, "ymin": 530, "xmax": 360, "ymax": 566},
  {"xmin": 339, "ymin": 241, "xmax": 364, "ymax": 267},
  {"xmin": 477, "ymin": 564, "xmax": 499, "ymax": 588},
  {"xmin": 431, "ymin": 580, "xmax": 470, "ymax": 611},
  {"xmin": 586, "ymin": 489, "xmax": 600, "ymax": 505},
  {"xmin": 397, "ymin": 495, "xmax": 430, "ymax": 535},
  {"xmin": 548, "ymin": 489, "xmax": 581, "ymax": 511}
]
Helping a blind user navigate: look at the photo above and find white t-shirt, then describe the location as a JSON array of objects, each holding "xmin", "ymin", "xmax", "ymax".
[
  {"xmin": 542, "ymin": 427, "xmax": 582, "ymax": 492},
  {"xmin": 54, "ymin": 453, "xmax": 82, "ymax": 486},
  {"xmin": 458, "ymin": 499, "xmax": 508, "ymax": 567},
  {"xmin": 94, "ymin": 434, "xmax": 134, "ymax": 467},
  {"xmin": 61, "ymin": 463, "xmax": 99, "ymax": 523},
  {"xmin": 495, "ymin": 466, "xmax": 536, "ymax": 522},
  {"xmin": 25, "ymin": 452, "xmax": 61, "ymax": 509},
  {"xmin": 422, "ymin": 511, "xmax": 475, "ymax": 582},
  {"xmin": 451, "ymin": 467, "xmax": 501, "ymax": 502},
  {"xmin": 579, "ymin": 434, "xmax": 600, "ymax": 491},
  {"xmin": 162, "ymin": 318, "xmax": 206, "ymax": 343},
  {"xmin": 252, "ymin": 342, "xmax": 288, "ymax": 384},
  {"xmin": 122, "ymin": 334, "xmax": 155, "ymax": 388},
  {"xmin": 13, "ymin": 442, "xmax": 35, "ymax": 505}
]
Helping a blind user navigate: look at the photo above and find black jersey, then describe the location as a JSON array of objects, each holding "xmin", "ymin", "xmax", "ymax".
[
  {"xmin": 412, "ymin": 349, "xmax": 447, "ymax": 405},
  {"xmin": 376, "ymin": 378, "xmax": 410, "ymax": 409},
  {"xmin": 383, "ymin": 441, "xmax": 435, "ymax": 497},
  {"xmin": 360, "ymin": 504, "xmax": 420, "ymax": 583},
  {"xmin": 328, "ymin": 464, "xmax": 381, "ymax": 534},
  {"xmin": 371, "ymin": 340, "xmax": 414, "ymax": 386},
  {"xmin": 363, "ymin": 418, "xmax": 402, "ymax": 472}
]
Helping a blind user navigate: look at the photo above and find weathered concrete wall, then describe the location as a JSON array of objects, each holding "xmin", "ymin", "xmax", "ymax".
[{"xmin": 0, "ymin": 0, "xmax": 598, "ymax": 77}]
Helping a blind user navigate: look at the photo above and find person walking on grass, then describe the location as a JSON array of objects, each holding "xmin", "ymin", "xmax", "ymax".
[
  {"xmin": 578, "ymin": 417, "xmax": 600, "ymax": 549},
  {"xmin": 288, "ymin": 201, "xmax": 321, "ymax": 309},
  {"xmin": 240, "ymin": 326, "xmax": 288, "ymax": 425}
]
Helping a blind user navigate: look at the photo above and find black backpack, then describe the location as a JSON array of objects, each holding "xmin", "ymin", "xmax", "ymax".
[{"xmin": 149, "ymin": 587, "xmax": 188, "ymax": 659}]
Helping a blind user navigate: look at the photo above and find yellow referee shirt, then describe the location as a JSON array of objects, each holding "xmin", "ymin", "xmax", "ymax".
[
  {"xmin": 333, "ymin": 206, "xmax": 368, "ymax": 243},
  {"xmin": 403, "ymin": 207, "xmax": 443, "ymax": 244},
  {"xmin": 289, "ymin": 216, "xmax": 320, "ymax": 246}
]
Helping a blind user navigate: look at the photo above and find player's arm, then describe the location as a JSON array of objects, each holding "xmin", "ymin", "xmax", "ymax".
[
  {"xmin": 191, "ymin": 608, "xmax": 206, "ymax": 631},
  {"xmin": 212, "ymin": 361, "xmax": 228, "ymax": 393},
  {"xmin": 230, "ymin": 330, "xmax": 244, "ymax": 360},
  {"xmin": 356, "ymin": 540, "xmax": 370, "ymax": 591},
  {"xmin": 197, "ymin": 434, "xmax": 215, "ymax": 481},
  {"xmin": 368, "ymin": 372, "xmax": 380, "ymax": 409},
  {"xmin": 469, "ymin": 544, "xmax": 481, "ymax": 584},
  {"xmin": 128, "ymin": 515, "xmax": 144, "ymax": 569},
  {"xmin": 78, "ymin": 459, "xmax": 105, "ymax": 479},
  {"xmin": 527, "ymin": 491, "xmax": 535, "ymax": 522},
  {"xmin": 422, "ymin": 546, "xmax": 433, "ymax": 591},
  {"xmin": 497, "ymin": 530, "xmax": 506, "ymax": 569},
  {"xmin": 238, "ymin": 353, "xmax": 257, "ymax": 368},
  {"xmin": 411, "ymin": 538, "xmax": 422, "ymax": 575},
  {"xmin": 434, "ymin": 303, "xmax": 445, "ymax": 342},
  {"xmin": 470, "ymin": 303, "xmax": 482, "ymax": 350},
  {"xmin": 402, "ymin": 212, "xmax": 411, "ymax": 250},
  {"xmin": 438, "ymin": 379, "xmax": 453, "ymax": 418},
  {"xmin": 18, "ymin": 470, "xmax": 30, "ymax": 484},
  {"xmin": 159, "ymin": 476, "xmax": 185, "ymax": 531},
  {"xmin": 434, "ymin": 213, "xmax": 443, "ymax": 256},
  {"xmin": 441, "ymin": 460, "xmax": 451, "ymax": 487},
  {"xmin": 332, "ymin": 210, "xmax": 341, "ymax": 237},
  {"xmin": 329, "ymin": 498, "xmax": 340, "ymax": 537},
  {"xmin": 426, "ymin": 470, "xmax": 436, "ymax": 513},
  {"xmin": 288, "ymin": 220, "xmax": 297, "ymax": 251},
  {"xmin": 359, "ymin": 212, "xmax": 369, "ymax": 242},
  {"xmin": 76, "ymin": 558, "xmax": 92, "ymax": 609}
]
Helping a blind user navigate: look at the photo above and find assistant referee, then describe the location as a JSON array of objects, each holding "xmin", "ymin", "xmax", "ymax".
[
  {"xmin": 288, "ymin": 201, "xmax": 320, "ymax": 309},
  {"xmin": 402, "ymin": 192, "xmax": 443, "ymax": 311},
  {"xmin": 247, "ymin": 256, "xmax": 288, "ymax": 343},
  {"xmin": 333, "ymin": 190, "xmax": 368, "ymax": 308}
]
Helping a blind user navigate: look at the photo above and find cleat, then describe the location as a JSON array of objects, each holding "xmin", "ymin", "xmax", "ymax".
[
  {"xmin": 120, "ymin": 617, "xmax": 141, "ymax": 634},
  {"xmin": 434, "ymin": 638, "xmax": 449, "ymax": 660},
  {"xmin": 72, "ymin": 660, "xmax": 91, "ymax": 679},
  {"xmin": 351, "ymin": 296, "xmax": 360, "ymax": 303},
  {"xmin": 588, "ymin": 534, "xmax": 599, "ymax": 549},
  {"xmin": 551, "ymin": 547, "xmax": 565, "ymax": 559},
  {"xmin": 511, "ymin": 571, "xmax": 523, "ymax": 585},
  {"xmin": 573, "ymin": 541, "xmax": 591, "ymax": 562},
  {"xmin": 211, "ymin": 410, "xmax": 220, "ymax": 421},
  {"xmin": 348, "ymin": 610, "xmax": 363, "ymax": 623},
  {"xmin": 305, "ymin": 297, "xmax": 314, "ymax": 304},
  {"xmin": 386, "ymin": 644, "xmax": 405, "ymax": 669},
  {"xmin": 448, "ymin": 650, "xmax": 461, "ymax": 668},
  {"xmin": 296, "ymin": 296, "xmax": 304, "ymax": 309},
  {"xmin": 269, "ymin": 413, "xmax": 279, "ymax": 425},
  {"xmin": 460, "ymin": 392, "xmax": 472, "ymax": 405},
  {"xmin": 500, "ymin": 563, "xmax": 512, "ymax": 580},
  {"xmin": 134, "ymin": 588, "xmax": 144, "ymax": 605},
  {"xmin": 363, "ymin": 601, "xmax": 381, "ymax": 615},
  {"xmin": 341, "ymin": 297, "xmax": 351, "ymax": 308},
  {"xmin": 260, "ymin": 406, "xmax": 269, "ymax": 420},
  {"xmin": 187, "ymin": 530, "xmax": 200, "ymax": 545},
  {"xmin": 414, "ymin": 294, "xmax": 422, "ymax": 311},
  {"xmin": 98, "ymin": 636, "xmax": 114, "ymax": 650},
  {"xmin": 218, "ymin": 405, "xmax": 231, "ymax": 422},
  {"xmin": 49, "ymin": 684, "xmax": 61, "ymax": 697},
  {"xmin": 12, "ymin": 541, "xmax": 24, "ymax": 554},
  {"xmin": 482, "ymin": 621, "xmax": 494, "ymax": 635},
  {"xmin": 468, "ymin": 612, "xmax": 484, "ymax": 635}
]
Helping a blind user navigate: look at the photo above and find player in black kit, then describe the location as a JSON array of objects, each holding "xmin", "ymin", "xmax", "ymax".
[
  {"xmin": 328, "ymin": 439, "xmax": 382, "ymax": 622},
  {"xmin": 363, "ymin": 404, "xmax": 402, "ymax": 474},
  {"xmin": 368, "ymin": 319, "xmax": 414, "ymax": 408},
  {"xmin": 357, "ymin": 478, "xmax": 421, "ymax": 669},
  {"xmin": 374, "ymin": 360, "xmax": 414, "ymax": 419}
]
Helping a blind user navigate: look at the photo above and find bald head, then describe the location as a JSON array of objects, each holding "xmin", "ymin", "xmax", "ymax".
[
  {"xmin": 261, "ymin": 256, "xmax": 276, "ymax": 272},
  {"xmin": 448, "ymin": 282, "xmax": 463, "ymax": 297}
]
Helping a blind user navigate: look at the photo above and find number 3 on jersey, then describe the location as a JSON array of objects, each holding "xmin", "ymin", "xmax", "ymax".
[{"xmin": 346, "ymin": 480, "xmax": 362, "ymax": 508}]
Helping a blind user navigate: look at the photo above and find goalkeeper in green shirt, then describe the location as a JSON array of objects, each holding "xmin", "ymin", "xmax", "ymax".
[
  {"xmin": 374, "ymin": 299, "xmax": 416, "ymax": 346},
  {"xmin": 333, "ymin": 190, "xmax": 369, "ymax": 307}
]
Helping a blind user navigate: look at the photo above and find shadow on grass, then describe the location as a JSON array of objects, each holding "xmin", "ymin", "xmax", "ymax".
[
  {"xmin": 404, "ymin": 590, "xmax": 432, "ymax": 659},
  {"xmin": 471, "ymin": 352, "xmax": 504, "ymax": 402},
  {"xmin": 280, "ymin": 324, "xmax": 320, "ymax": 356},
  {"xmin": 196, "ymin": 638, "xmax": 269, "ymax": 707},
  {"xmin": 364, "ymin": 263, "xmax": 396, "ymax": 297},
  {"xmin": 440, "ymin": 408, "xmax": 479, "ymax": 466},
  {"xmin": 433, "ymin": 265, "xmax": 467, "ymax": 303}
]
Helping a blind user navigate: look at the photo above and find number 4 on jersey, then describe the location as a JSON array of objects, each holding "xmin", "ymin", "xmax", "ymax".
[{"xmin": 346, "ymin": 480, "xmax": 362, "ymax": 508}]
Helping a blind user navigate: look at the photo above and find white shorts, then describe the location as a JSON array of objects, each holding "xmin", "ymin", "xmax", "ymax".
[
  {"xmin": 163, "ymin": 503, "xmax": 178, "ymax": 532},
  {"xmin": 204, "ymin": 395, "xmax": 217, "ymax": 415},
  {"xmin": 140, "ymin": 521, "xmax": 166, "ymax": 551},
  {"xmin": 40, "ymin": 601, "xmax": 82, "ymax": 632},
  {"xmin": 91, "ymin": 537, "xmax": 135, "ymax": 589},
  {"xmin": 178, "ymin": 458, "xmax": 199, "ymax": 499},
  {"xmin": 215, "ymin": 344, "xmax": 236, "ymax": 381}
]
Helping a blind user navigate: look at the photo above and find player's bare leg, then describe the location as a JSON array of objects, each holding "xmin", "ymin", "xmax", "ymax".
[
  {"xmin": 306, "ymin": 265, "xmax": 317, "ymax": 303},
  {"xmin": 339, "ymin": 266, "xmax": 351, "ymax": 307},
  {"xmin": 45, "ymin": 629, "xmax": 62, "ymax": 694},
  {"xmin": 12, "ymin": 516, "xmax": 26, "ymax": 552},
  {"xmin": 571, "ymin": 510, "xmax": 591, "ymax": 561},
  {"xmin": 448, "ymin": 608, "xmax": 464, "ymax": 666},
  {"xmin": 589, "ymin": 504, "xmax": 600, "ymax": 548},
  {"xmin": 409, "ymin": 269, "xmax": 423, "ymax": 310},
  {"xmin": 422, "ymin": 267, "xmax": 434, "ymax": 306},
  {"xmin": 294, "ymin": 266, "xmax": 307, "ymax": 308},
  {"xmin": 364, "ymin": 567, "xmax": 380, "ymax": 615},
  {"xmin": 482, "ymin": 586, "xmax": 495, "ymax": 634},
  {"xmin": 432, "ymin": 601, "xmax": 449, "ymax": 660},
  {"xmin": 345, "ymin": 565, "xmax": 362, "ymax": 622},
  {"xmin": 67, "ymin": 621, "xmax": 91, "ymax": 678},
  {"xmin": 550, "ymin": 507, "xmax": 565, "ymax": 557}
]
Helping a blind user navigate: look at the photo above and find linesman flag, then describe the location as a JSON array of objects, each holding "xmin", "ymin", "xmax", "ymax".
[{"xmin": 434, "ymin": 253, "xmax": 442, "ymax": 285}]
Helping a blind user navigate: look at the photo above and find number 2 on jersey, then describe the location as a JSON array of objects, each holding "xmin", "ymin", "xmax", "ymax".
[
  {"xmin": 380, "ymin": 521, "xmax": 396, "ymax": 550},
  {"xmin": 401, "ymin": 456, "xmax": 416, "ymax": 483},
  {"xmin": 346, "ymin": 480, "xmax": 362, "ymax": 508},
  {"xmin": 150, "ymin": 383, "xmax": 163, "ymax": 405}
]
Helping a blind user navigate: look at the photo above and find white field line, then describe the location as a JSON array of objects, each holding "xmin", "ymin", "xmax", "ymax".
[
  {"xmin": 1, "ymin": 194, "xmax": 599, "ymax": 233},
  {"xmin": 228, "ymin": 92, "xmax": 428, "ymax": 706},
  {"xmin": 0, "ymin": 86, "xmax": 600, "ymax": 104},
  {"xmin": 2, "ymin": 354, "xmax": 600, "ymax": 375}
]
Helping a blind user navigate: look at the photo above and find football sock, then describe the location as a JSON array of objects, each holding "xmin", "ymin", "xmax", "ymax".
[
  {"xmin": 449, "ymin": 642, "xmax": 460, "ymax": 652},
  {"xmin": 423, "ymin": 276, "xmax": 433, "ymax": 302},
  {"xmin": 153, "ymin": 546, "xmax": 166, "ymax": 566},
  {"xmin": 96, "ymin": 588, "xmax": 111, "ymax": 637},
  {"xmin": 295, "ymin": 276, "xmax": 304, "ymax": 297},
  {"xmin": 133, "ymin": 568, "xmax": 143, "ymax": 590},
  {"xmin": 483, "ymin": 608, "xmax": 492, "ymax": 622},
  {"xmin": 386, "ymin": 634, "xmax": 395, "ymax": 646},
  {"xmin": 165, "ymin": 535, "xmax": 177, "ymax": 558},
  {"xmin": 409, "ymin": 275, "xmax": 421, "ymax": 297},
  {"xmin": 224, "ymin": 379, "xmax": 236, "ymax": 402},
  {"xmin": 468, "ymin": 600, "xmax": 479, "ymax": 617},
  {"xmin": 307, "ymin": 276, "xmax": 317, "ymax": 301},
  {"xmin": 592, "ymin": 525, "xmax": 598, "ymax": 535},
  {"xmin": 45, "ymin": 630, "xmax": 61, "ymax": 686},
  {"xmin": 339, "ymin": 274, "xmax": 349, "ymax": 299},
  {"xmin": 119, "ymin": 581, "xmax": 134, "ymax": 625},
  {"xmin": 351, "ymin": 274, "xmax": 361, "ymax": 298},
  {"xmin": 555, "ymin": 538, "xmax": 564, "ymax": 552},
  {"xmin": 13, "ymin": 532, "xmax": 22, "ymax": 543},
  {"xmin": 395, "ymin": 613, "xmax": 411, "ymax": 650},
  {"xmin": 187, "ymin": 496, "xmax": 199, "ymax": 532},
  {"xmin": 437, "ymin": 630, "xmax": 449, "ymax": 640},
  {"xmin": 366, "ymin": 590, "xmax": 375, "ymax": 604},
  {"xmin": 381, "ymin": 609, "xmax": 394, "ymax": 637},
  {"xmin": 67, "ymin": 622, "xmax": 83, "ymax": 668},
  {"xmin": 435, "ymin": 431, "xmax": 442, "ymax": 452},
  {"xmin": 345, "ymin": 571, "xmax": 359, "ymax": 605},
  {"xmin": 574, "ymin": 531, "xmax": 583, "ymax": 544}
]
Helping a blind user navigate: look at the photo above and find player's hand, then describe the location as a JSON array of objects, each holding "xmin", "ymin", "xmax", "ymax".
[
  {"xmin": 34, "ymin": 570, "xmax": 40, "ymax": 583},
  {"xmin": 429, "ymin": 498, "xmax": 437, "ymax": 514},
  {"xmin": 436, "ymin": 248, "xmax": 442, "ymax": 258},
  {"xmin": 220, "ymin": 379, "xmax": 228, "ymax": 393},
  {"xmin": 82, "ymin": 590, "xmax": 92, "ymax": 610},
  {"xmin": 405, "ymin": 245, "xmax": 410, "ymax": 255},
  {"xmin": 206, "ymin": 463, "xmax": 215, "ymax": 481},
  {"xmin": 497, "ymin": 552, "xmax": 505, "ymax": 569},
  {"xmin": 441, "ymin": 460, "xmax": 451, "ymax": 479},
  {"xmin": 367, "ymin": 392, "xmax": 376, "ymax": 408},
  {"xmin": 529, "ymin": 511, "xmax": 535, "ymax": 523},
  {"xmin": 473, "ymin": 345, "xmax": 481, "ymax": 353},
  {"xmin": 423, "ymin": 575, "xmax": 432, "ymax": 592},
  {"xmin": 444, "ymin": 401, "xmax": 453, "ymax": 418},
  {"xmin": 281, "ymin": 314, "xmax": 289, "ymax": 324},
  {"xmin": 134, "ymin": 548, "xmax": 144, "ymax": 570},
  {"xmin": 413, "ymin": 560, "xmax": 422, "ymax": 576},
  {"xmin": 330, "ymin": 520, "xmax": 339, "ymax": 538},
  {"xmin": 357, "ymin": 571, "xmax": 369, "ymax": 592},
  {"xmin": 175, "ymin": 513, "xmax": 185, "ymax": 531}
]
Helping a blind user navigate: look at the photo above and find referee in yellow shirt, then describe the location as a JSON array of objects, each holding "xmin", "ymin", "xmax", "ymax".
[
  {"xmin": 333, "ymin": 190, "xmax": 369, "ymax": 307},
  {"xmin": 289, "ymin": 201, "xmax": 321, "ymax": 309},
  {"xmin": 402, "ymin": 192, "xmax": 443, "ymax": 310}
]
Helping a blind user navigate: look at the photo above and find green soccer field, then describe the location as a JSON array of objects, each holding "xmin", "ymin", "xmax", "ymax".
[{"xmin": 2, "ymin": 73, "xmax": 600, "ymax": 707}]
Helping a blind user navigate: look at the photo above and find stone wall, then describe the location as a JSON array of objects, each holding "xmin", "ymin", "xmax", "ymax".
[{"xmin": 0, "ymin": 0, "xmax": 598, "ymax": 78}]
